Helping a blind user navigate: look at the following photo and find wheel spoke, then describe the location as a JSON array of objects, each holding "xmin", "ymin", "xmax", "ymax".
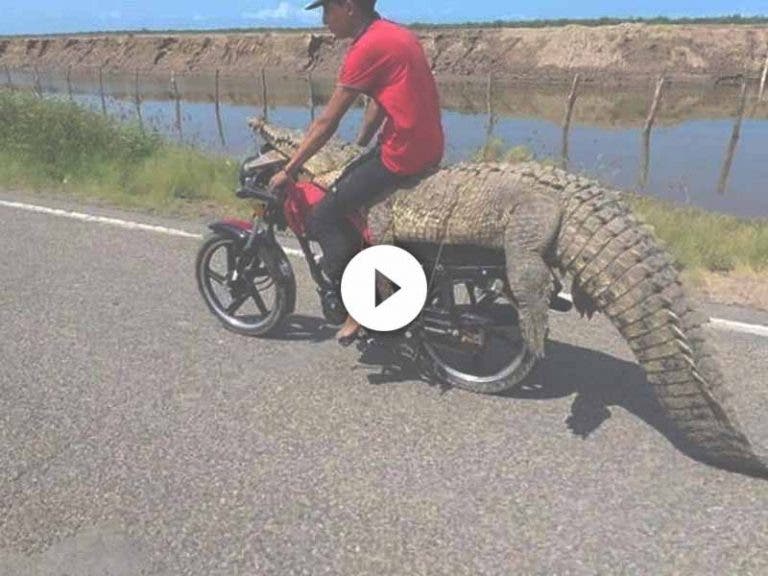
[
  {"xmin": 226, "ymin": 244, "xmax": 236, "ymax": 274},
  {"xmin": 208, "ymin": 270, "xmax": 227, "ymax": 285},
  {"xmin": 465, "ymin": 281, "xmax": 477, "ymax": 306},
  {"xmin": 250, "ymin": 286, "xmax": 269, "ymax": 315},
  {"xmin": 226, "ymin": 293, "xmax": 249, "ymax": 315},
  {"xmin": 248, "ymin": 260, "xmax": 269, "ymax": 277}
]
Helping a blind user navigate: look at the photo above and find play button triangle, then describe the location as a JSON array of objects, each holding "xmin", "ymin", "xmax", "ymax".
[
  {"xmin": 341, "ymin": 245, "xmax": 428, "ymax": 332},
  {"xmin": 375, "ymin": 269, "xmax": 401, "ymax": 308}
]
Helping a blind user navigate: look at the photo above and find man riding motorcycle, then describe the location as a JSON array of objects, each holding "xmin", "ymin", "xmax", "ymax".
[{"xmin": 268, "ymin": 0, "xmax": 444, "ymax": 343}]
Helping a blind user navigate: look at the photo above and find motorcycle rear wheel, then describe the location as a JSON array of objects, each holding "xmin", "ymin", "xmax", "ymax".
[
  {"xmin": 420, "ymin": 285, "xmax": 538, "ymax": 394},
  {"xmin": 196, "ymin": 232, "xmax": 292, "ymax": 336}
]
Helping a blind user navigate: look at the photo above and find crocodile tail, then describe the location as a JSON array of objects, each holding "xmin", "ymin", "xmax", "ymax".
[{"xmin": 554, "ymin": 185, "xmax": 767, "ymax": 478}]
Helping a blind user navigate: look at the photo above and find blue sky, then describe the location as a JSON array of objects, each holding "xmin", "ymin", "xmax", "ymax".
[{"xmin": 1, "ymin": 1, "xmax": 766, "ymax": 35}]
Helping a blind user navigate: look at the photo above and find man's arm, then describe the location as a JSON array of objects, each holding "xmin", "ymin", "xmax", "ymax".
[
  {"xmin": 282, "ymin": 85, "xmax": 360, "ymax": 177},
  {"xmin": 356, "ymin": 97, "xmax": 387, "ymax": 147}
]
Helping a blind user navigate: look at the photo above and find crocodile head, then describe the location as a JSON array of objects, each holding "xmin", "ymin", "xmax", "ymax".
[
  {"xmin": 248, "ymin": 116, "xmax": 365, "ymax": 186},
  {"xmin": 248, "ymin": 116, "xmax": 304, "ymax": 158}
]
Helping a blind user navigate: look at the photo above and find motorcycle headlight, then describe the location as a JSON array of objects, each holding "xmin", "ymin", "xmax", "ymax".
[{"xmin": 238, "ymin": 150, "xmax": 288, "ymax": 189}]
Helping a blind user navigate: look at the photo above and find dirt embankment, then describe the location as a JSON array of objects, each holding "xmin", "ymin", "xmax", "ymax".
[{"xmin": 1, "ymin": 24, "xmax": 767, "ymax": 84}]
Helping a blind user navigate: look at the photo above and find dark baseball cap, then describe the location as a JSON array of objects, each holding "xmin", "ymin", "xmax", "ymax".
[{"xmin": 305, "ymin": 0, "xmax": 376, "ymax": 9}]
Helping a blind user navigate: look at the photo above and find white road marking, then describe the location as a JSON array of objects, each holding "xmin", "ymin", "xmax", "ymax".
[
  {"xmin": 0, "ymin": 199, "xmax": 307, "ymax": 256},
  {"xmin": 558, "ymin": 290, "xmax": 768, "ymax": 336},
  {"xmin": 0, "ymin": 199, "xmax": 201, "ymax": 239},
  {"xmin": 709, "ymin": 318, "xmax": 768, "ymax": 338},
  {"xmin": 2, "ymin": 198, "xmax": 767, "ymax": 338}
]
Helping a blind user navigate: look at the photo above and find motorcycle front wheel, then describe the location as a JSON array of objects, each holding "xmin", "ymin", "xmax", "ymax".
[{"xmin": 196, "ymin": 232, "xmax": 293, "ymax": 336}]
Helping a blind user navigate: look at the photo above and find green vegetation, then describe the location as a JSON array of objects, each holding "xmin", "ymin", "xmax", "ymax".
[
  {"xmin": 2, "ymin": 15, "xmax": 767, "ymax": 39},
  {"xmin": 471, "ymin": 139, "xmax": 768, "ymax": 274},
  {"xmin": 410, "ymin": 14, "xmax": 768, "ymax": 29},
  {"xmin": 0, "ymin": 91, "xmax": 241, "ymax": 216},
  {"xmin": 473, "ymin": 137, "xmax": 535, "ymax": 164},
  {"xmin": 627, "ymin": 195, "xmax": 768, "ymax": 273}
]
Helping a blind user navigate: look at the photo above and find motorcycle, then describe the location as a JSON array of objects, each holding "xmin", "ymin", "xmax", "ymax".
[{"xmin": 195, "ymin": 146, "xmax": 572, "ymax": 394}]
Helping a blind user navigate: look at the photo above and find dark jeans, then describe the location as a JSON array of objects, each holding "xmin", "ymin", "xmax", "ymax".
[{"xmin": 308, "ymin": 147, "xmax": 405, "ymax": 286}]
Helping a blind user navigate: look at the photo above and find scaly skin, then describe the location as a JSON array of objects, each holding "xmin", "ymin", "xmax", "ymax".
[
  {"xmin": 249, "ymin": 117, "xmax": 768, "ymax": 478},
  {"xmin": 249, "ymin": 118, "xmax": 365, "ymax": 187}
]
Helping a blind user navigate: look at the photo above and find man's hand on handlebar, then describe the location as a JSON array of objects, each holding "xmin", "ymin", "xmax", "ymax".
[{"xmin": 268, "ymin": 169, "xmax": 294, "ymax": 200}]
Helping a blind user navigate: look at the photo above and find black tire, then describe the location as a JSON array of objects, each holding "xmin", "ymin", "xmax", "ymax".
[
  {"xmin": 419, "ymin": 283, "xmax": 539, "ymax": 394},
  {"xmin": 422, "ymin": 337, "xmax": 538, "ymax": 395},
  {"xmin": 196, "ymin": 232, "xmax": 293, "ymax": 336}
]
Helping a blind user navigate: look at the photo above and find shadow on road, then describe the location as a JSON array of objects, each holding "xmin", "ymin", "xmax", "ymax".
[
  {"xmin": 514, "ymin": 341, "xmax": 685, "ymax": 446},
  {"xmin": 267, "ymin": 314, "xmax": 337, "ymax": 342},
  {"xmin": 352, "ymin": 336, "xmax": 429, "ymax": 387},
  {"xmin": 355, "ymin": 337, "xmax": 727, "ymax": 475}
]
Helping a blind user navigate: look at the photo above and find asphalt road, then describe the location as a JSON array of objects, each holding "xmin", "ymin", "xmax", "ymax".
[{"xmin": 1, "ymin": 197, "xmax": 767, "ymax": 575}]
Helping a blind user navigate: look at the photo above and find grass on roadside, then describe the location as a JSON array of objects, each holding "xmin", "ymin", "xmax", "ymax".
[
  {"xmin": 0, "ymin": 91, "xmax": 243, "ymax": 217},
  {"xmin": 626, "ymin": 195, "xmax": 768, "ymax": 273}
]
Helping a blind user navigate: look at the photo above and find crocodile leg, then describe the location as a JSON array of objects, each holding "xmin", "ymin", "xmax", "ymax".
[{"xmin": 502, "ymin": 194, "xmax": 560, "ymax": 358}]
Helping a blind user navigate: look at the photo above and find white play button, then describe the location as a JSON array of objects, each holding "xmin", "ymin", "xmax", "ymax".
[{"xmin": 340, "ymin": 245, "xmax": 428, "ymax": 332}]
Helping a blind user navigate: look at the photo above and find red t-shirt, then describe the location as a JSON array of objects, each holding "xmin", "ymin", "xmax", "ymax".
[{"xmin": 338, "ymin": 19, "xmax": 444, "ymax": 176}]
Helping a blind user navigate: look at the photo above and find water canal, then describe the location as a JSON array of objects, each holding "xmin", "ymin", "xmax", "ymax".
[{"xmin": 6, "ymin": 68, "xmax": 767, "ymax": 217}]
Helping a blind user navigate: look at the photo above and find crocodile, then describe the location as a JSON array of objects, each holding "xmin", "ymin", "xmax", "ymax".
[{"xmin": 248, "ymin": 117, "xmax": 768, "ymax": 479}]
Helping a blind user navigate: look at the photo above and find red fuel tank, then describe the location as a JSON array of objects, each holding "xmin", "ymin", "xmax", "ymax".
[{"xmin": 283, "ymin": 181, "xmax": 371, "ymax": 244}]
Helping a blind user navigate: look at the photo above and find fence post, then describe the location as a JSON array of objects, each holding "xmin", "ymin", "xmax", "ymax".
[
  {"xmin": 560, "ymin": 73, "xmax": 580, "ymax": 169},
  {"xmin": 759, "ymin": 50, "xmax": 768, "ymax": 102},
  {"xmin": 486, "ymin": 71, "xmax": 493, "ymax": 116},
  {"xmin": 644, "ymin": 76, "xmax": 666, "ymax": 134},
  {"xmin": 4, "ymin": 65, "xmax": 14, "ymax": 92},
  {"xmin": 214, "ymin": 68, "xmax": 226, "ymax": 148},
  {"xmin": 66, "ymin": 66, "xmax": 73, "ymax": 101},
  {"xmin": 134, "ymin": 69, "xmax": 144, "ymax": 132},
  {"xmin": 717, "ymin": 78, "xmax": 749, "ymax": 194},
  {"xmin": 307, "ymin": 72, "xmax": 315, "ymax": 122},
  {"xmin": 638, "ymin": 75, "xmax": 666, "ymax": 189},
  {"xmin": 170, "ymin": 71, "xmax": 183, "ymax": 142},
  {"xmin": 33, "ymin": 67, "xmax": 43, "ymax": 98},
  {"xmin": 99, "ymin": 66, "xmax": 107, "ymax": 116},
  {"xmin": 261, "ymin": 68, "xmax": 269, "ymax": 120},
  {"xmin": 481, "ymin": 72, "xmax": 497, "ymax": 159}
]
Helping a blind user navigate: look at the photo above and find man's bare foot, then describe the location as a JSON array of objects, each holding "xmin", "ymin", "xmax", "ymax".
[{"xmin": 336, "ymin": 315, "xmax": 361, "ymax": 345}]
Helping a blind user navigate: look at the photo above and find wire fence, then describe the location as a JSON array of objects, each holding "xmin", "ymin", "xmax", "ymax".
[{"xmin": 2, "ymin": 61, "xmax": 767, "ymax": 196}]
